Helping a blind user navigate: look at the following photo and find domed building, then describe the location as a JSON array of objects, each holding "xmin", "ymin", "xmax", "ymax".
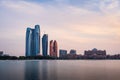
[
  {"xmin": 84, "ymin": 48, "xmax": 106, "ymax": 57},
  {"xmin": 92, "ymin": 48, "xmax": 98, "ymax": 52}
]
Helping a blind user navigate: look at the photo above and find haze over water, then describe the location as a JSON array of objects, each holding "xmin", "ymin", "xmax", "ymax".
[{"xmin": 0, "ymin": 60, "xmax": 120, "ymax": 80}]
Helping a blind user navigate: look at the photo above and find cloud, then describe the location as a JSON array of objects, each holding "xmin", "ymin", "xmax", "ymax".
[
  {"xmin": 0, "ymin": 0, "xmax": 45, "ymax": 15},
  {"xmin": 0, "ymin": 0, "xmax": 120, "ymax": 56}
]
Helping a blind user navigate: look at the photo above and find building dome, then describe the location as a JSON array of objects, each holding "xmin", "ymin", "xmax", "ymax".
[{"xmin": 92, "ymin": 48, "xmax": 97, "ymax": 51}]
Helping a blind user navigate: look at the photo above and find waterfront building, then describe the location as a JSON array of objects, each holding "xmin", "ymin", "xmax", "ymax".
[
  {"xmin": 67, "ymin": 54, "xmax": 77, "ymax": 59},
  {"xmin": 70, "ymin": 49, "xmax": 76, "ymax": 54},
  {"xmin": 84, "ymin": 48, "xmax": 106, "ymax": 59},
  {"xmin": 42, "ymin": 34, "xmax": 48, "ymax": 56},
  {"xmin": 0, "ymin": 51, "xmax": 3, "ymax": 56},
  {"xmin": 59, "ymin": 49, "xmax": 67, "ymax": 58},
  {"xmin": 84, "ymin": 48, "xmax": 106, "ymax": 56},
  {"xmin": 49, "ymin": 40, "xmax": 58, "ymax": 57},
  {"xmin": 50, "ymin": 40, "xmax": 53, "ymax": 56},
  {"xmin": 26, "ymin": 25, "xmax": 40, "ymax": 56}
]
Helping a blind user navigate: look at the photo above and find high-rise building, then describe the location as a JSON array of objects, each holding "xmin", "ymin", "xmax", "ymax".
[
  {"xmin": 50, "ymin": 40, "xmax": 53, "ymax": 56},
  {"xmin": 26, "ymin": 25, "xmax": 40, "ymax": 56},
  {"xmin": 42, "ymin": 34, "xmax": 48, "ymax": 56},
  {"xmin": 49, "ymin": 40, "xmax": 58, "ymax": 57},
  {"xmin": 53, "ymin": 40, "xmax": 58, "ymax": 57}
]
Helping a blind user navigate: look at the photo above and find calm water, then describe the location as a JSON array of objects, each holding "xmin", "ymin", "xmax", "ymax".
[{"xmin": 0, "ymin": 60, "xmax": 120, "ymax": 80}]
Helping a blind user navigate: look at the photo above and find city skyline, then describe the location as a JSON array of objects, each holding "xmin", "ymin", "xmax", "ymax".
[{"xmin": 0, "ymin": 0, "xmax": 120, "ymax": 56}]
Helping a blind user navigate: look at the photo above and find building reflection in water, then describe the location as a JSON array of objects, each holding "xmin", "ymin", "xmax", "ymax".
[
  {"xmin": 24, "ymin": 61, "xmax": 40, "ymax": 80},
  {"xmin": 24, "ymin": 60, "xmax": 57, "ymax": 80},
  {"xmin": 40, "ymin": 60, "xmax": 48, "ymax": 80},
  {"xmin": 47, "ymin": 60, "xmax": 57, "ymax": 80}
]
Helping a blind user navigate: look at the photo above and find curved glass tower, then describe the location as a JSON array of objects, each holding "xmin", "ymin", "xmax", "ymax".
[
  {"xmin": 34, "ymin": 25, "xmax": 40, "ymax": 56},
  {"xmin": 26, "ymin": 25, "xmax": 40, "ymax": 56},
  {"xmin": 50, "ymin": 40, "xmax": 53, "ymax": 56},
  {"xmin": 49, "ymin": 40, "xmax": 58, "ymax": 57},
  {"xmin": 53, "ymin": 40, "xmax": 58, "ymax": 57},
  {"xmin": 26, "ymin": 28, "xmax": 32, "ymax": 56},
  {"xmin": 42, "ymin": 34, "xmax": 48, "ymax": 56}
]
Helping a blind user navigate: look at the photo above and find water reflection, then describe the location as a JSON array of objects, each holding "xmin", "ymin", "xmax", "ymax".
[
  {"xmin": 47, "ymin": 60, "xmax": 57, "ymax": 80},
  {"xmin": 24, "ymin": 60, "xmax": 57, "ymax": 80},
  {"xmin": 0, "ymin": 61, "xmax": 24, "ymax": 80},
  {"xmin": 40, "ymin": 60, "xmax": 48, "ymax": 80},
  {"xmin": 1, "ymin": 60, "xmax": 120, "ymax": 80},
  {"xmin": 24, "ymin": 61, "xmax": 40, "ymax": 80}
]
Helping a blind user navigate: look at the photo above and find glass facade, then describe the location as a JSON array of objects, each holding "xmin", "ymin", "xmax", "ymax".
[
  {"xmin": 26, "ymin": 25, "xmax": 40, "ymax": 56},
  {"xmin": 42, "ymin": 34, "xmax": 48, "ymax": 56},
  {"xmin": 49, "ymin": 40, "xmax": 58, "ymax": 57}
]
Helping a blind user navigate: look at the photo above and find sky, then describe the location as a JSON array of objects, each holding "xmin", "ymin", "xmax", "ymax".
[{"xmin": 0, "ymin": 0, "xmax": 120, "ymax": 56}]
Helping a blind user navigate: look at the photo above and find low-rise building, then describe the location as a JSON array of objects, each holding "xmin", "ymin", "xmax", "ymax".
[
  {"xmin": 0, "ymin": 51, "xmax": 3, "ymax": 56},
  {"xmin": 70, "ymin": 49, "xmax": 76, "ymax": 54},
  {"xmin": 59, "ymin": 49, "xmax": 67, "ymax": 58},
  {"xmin": 84, "ymin": 48, "xmax": 106, "ymax": 59}
]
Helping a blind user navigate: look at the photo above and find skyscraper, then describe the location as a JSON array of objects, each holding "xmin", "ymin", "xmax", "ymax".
[
  {"xmin": 26, "ymin": 25, "xmax": 40, "ymax": 56},
  {"xmin": 42, "ymin": 34, "xmax": 48, "ymax": 56},
  {"xmin": 50, "ymin": 40, "xmax": 53, "ymax": 56},
  {"xmin": 49, "ymin": 40, "xmax": 58, "ymax": 57},
  {"xmin": 53, "ymin": 40, "xmax": 58, "ymax": 57}
]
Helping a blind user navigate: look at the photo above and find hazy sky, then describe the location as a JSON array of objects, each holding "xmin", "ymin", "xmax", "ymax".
[{"xmin": 0, "ymin": 0, "xmax": 120, "ymax": 56}]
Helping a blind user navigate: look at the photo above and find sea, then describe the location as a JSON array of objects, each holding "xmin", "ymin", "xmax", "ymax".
[{"xmin": 0, "ymin": 60, "xmax": 120, "ymax": 80}]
